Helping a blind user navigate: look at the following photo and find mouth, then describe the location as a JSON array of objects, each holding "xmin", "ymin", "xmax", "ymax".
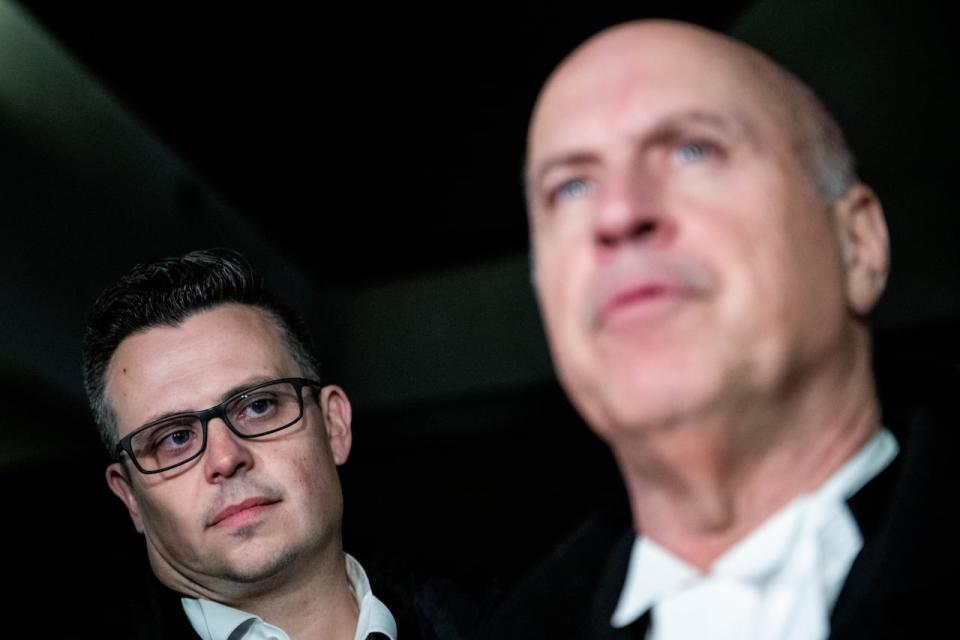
[
  {"xmin": 208, "ymin": 497, "xmax": 280, "ymax": 529},
  {"xmin": 596, "ymin": 281, "xmax": 686, "ymax": 329}
]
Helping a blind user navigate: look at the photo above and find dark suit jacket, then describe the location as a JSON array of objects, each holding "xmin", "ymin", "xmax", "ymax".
[
  {"xmin": 482, "ymin": 366, "xmax": 958, "ymax": 639},
  {"xmin": 93, "ymin": 555, "xmax": 473, "ymax": 640}
]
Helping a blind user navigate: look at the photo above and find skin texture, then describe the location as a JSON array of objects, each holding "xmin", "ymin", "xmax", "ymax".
[
  {"xmin": 105, "ymin": 303, "xmax": 359, "ymax": 639},
  {"xmin": 527, "ymin": 21, "xmax": 890, "ymax": 568}
]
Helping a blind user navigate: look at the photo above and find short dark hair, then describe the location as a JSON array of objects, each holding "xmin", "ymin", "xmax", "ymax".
[{"xmin": 82, "ymin": 248, "xmax": 321, "ymax": 452}]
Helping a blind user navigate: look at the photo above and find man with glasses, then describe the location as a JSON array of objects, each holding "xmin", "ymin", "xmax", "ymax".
[{"xmin": 82, "ymin": 248, "xmax": 397, "ymax": 639}]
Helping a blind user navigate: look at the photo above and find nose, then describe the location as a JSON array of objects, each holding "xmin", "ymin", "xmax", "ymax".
[
  {"xmin": 203, "ymin": 418, "xmax": 254, "ymax": 483},
  {"xmin": 594, "ymin": 169, "xmax": 673, "ymax": 257}
]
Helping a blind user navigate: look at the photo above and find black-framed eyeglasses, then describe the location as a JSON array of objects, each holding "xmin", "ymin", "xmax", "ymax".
[{"xmin": 114, "ymin": 377, "xmax": 322, "ymax": 474}]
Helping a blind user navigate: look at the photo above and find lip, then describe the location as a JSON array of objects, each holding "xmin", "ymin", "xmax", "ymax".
[
  {"xmin": 208, "ymin": 497, "xmax": 280, "ymax": 528},
  {"xmin": 587, "ymin": 254, "xmax": 713, "ymax": 331},
  {"xmin": 596, "ymin": 280, "xmax": 687, "ymax": 328}
]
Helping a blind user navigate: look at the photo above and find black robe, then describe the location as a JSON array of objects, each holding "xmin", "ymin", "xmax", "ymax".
[{"xmin": 481, "ymin": 362, "xmax": 959, "ymax": 639}]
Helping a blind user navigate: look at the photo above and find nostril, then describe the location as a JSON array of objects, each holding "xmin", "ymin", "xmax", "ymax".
[
  {"xmin": 598, "ymin": 219, "xmax": 659, "ymax": 248},
  {"xmin": 632, "ymin": 220, "xmax": 657, "ymax": 238}
]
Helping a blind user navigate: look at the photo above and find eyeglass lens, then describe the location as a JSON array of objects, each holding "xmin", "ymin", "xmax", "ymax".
[{"xmin": 129, "ymin": 380, "xmax": 303, "ymax": 472}]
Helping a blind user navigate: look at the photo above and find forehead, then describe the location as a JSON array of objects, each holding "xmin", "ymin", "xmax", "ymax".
[
  {"xmin": 528, "ymin": 28, "xmax": 785, "ymax": 173},
  {"xmin": 105, "ymin": 304, "xmax": 300, "ymax": 432}
]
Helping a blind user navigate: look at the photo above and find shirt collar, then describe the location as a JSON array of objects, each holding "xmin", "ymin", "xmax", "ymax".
[
  {"xmin": 182, "ymin": 553, "xmax": 397, "ymax": 640},
  {"xmin": 182, "ymin": 598, "xmax": 265, "ymax": 640},
  {"xmin": 346, "ymin": 553, "xmax": 398, "ymax": 640},
  {"xmin": 611, "ymin": 428, "xmax": 899, "ymax": 628}
]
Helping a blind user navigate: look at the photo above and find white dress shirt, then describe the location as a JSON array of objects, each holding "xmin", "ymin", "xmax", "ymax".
[
  {"xmin": 612, "ymin": 429, "xmax": 898, "ymax": 640},
  {"xmin": 182, "ymin": 553, "xmax": 397, "ymax": 640}
]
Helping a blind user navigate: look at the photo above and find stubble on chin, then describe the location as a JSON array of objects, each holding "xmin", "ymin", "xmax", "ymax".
[{"xmin": 220, "ymin": 541, "xmax": 301, "ymax": 586}]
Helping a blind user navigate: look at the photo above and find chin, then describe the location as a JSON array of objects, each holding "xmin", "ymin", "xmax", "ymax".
[
  {"xmin": 221, "ymin": 545, "xmax": 302, "ymax": 585},
  {"xmin": 593, "ymin": 393, "xmax": 698, "ymax": 438},
  {"xmin": 568, "ymin": 357, "xmax": 727, "ymax": 438}
]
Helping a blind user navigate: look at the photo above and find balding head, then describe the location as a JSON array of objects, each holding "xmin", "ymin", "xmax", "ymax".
[{"xmin": 524, "ymin": 19, "xmax": 888, "ymax": 439}]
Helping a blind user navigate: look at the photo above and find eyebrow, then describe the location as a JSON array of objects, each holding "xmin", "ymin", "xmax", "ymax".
[
  {"xmin": 526, "ymin": 151, "xmax": 601, "ymax": 198},
  {"xmin": 527, "ymin": 110, "xmax": 756, "ymax": 193},
  {"xmin": 136, "ymin": 375, "xmax": 280, "ymax": 427},
  {"xmin": 218, "ymin": 375, "xmax": 279, "ymax": 404},
  {"xmin": 646, "ymin": 111, "xmax": 756, "ymax": 147}
]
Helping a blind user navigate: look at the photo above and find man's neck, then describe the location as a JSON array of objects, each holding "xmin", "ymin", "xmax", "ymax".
[
  {"xmin": 245, "ymin": 558, "xmax": 357, "ymax": 640},
  {"xmin": 167, "ymin": 547, "xmax": 359, "ymax": 640},
  {"xmin": 612, "ymin": 345, "xmax": 881, "ymax": 572}
]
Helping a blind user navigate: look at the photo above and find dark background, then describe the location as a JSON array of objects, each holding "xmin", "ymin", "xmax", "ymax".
[{"xmin": 2, "ymin": 0, "xmax": 957, "ymax": 629}]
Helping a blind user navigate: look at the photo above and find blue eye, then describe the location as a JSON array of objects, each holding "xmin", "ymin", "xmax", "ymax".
[
  {"xmin": 673, "ymin": 141, "xmax": 715, "ymax": 165},
  {"xmin": 552, "ymin": 178, "xmax": 590, "ymax": 204}
]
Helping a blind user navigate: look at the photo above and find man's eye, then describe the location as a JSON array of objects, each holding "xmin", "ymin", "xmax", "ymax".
[
  {"xmin": 162, "ymin": 430, "xmax": 195, "ymax": 448},
  {"xmin": 672, "ymin": 141, "xmax": 717, "ymax": 165},
  {"xmin": 247, "ymin": 398, "xmax": 275, "ymax": 416},
  {"xmin": 550, "ymin": 178, "xmax": 591, "ymax": 205},
  {"xmin": 146, "ymin": 423, "xmax": 199, "ymax": 453},
  {"xmin": 238, "ymin": 395, "xmax": 278, "ymax": 420}
]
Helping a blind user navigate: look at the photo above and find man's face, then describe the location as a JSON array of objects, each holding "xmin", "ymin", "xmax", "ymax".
[
  {"xmin": 104, "ymin": 303, "xmax": 351, "ymax": 596},
  {"xmin": 527, "ymin": 27, "xmax": 867, "ymax": 437}
]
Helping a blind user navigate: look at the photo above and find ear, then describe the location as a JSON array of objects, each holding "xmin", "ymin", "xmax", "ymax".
[
  {"xmin": 105, "ymin": 462, "xmax": 145, "ymax": 534},
  {"xmin": 831, "ymin": 184, "xmax": 890, "ymax": 317},
  {"xmin": 319, "ymin": 385, "xmax": 353, "ymax": 466}
]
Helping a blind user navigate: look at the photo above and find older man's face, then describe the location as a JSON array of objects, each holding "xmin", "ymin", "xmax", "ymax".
[{"xmin": 527, "ymin": 28, "xmax": 859, "ymax": 437}]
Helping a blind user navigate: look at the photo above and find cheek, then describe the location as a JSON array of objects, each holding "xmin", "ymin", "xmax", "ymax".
[
  {"xmin": 136, "ymin": 487, "xmax": 197, "ymax": 546},
  {"xmin": 722, "ymin": 233, "xmax": 803, "ymax": 355},
  {"xmin": 756, "ymin": 203, "xmax": 843, "ymax": 310},
  {"xmin": 535, "ymin": 235, "xmax": 589, "ymax": 327},
  {"xmin": 287, "ymin": 441, "xmax": 342, "ymax": 504},
  {"xmin": 712, "ymin": 204, "xmax": 846, "ymax": 367}
]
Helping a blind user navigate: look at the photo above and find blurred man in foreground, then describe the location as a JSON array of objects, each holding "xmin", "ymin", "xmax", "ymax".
[{"xmin": 487, "ymin": 20, "xmax": 953, "ymax": 639}]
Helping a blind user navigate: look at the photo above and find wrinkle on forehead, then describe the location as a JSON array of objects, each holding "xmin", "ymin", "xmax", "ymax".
[
  {"xmin": 530, "ymin": 22, "xmax": 792, "ymax": 156},
  {"xmin": 527, "ymin": 19, "xmax": 848, "ymax": 202},
  {"xmin": 105, "ymin": 304, "xmax": 300, "ymax": 438}
]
